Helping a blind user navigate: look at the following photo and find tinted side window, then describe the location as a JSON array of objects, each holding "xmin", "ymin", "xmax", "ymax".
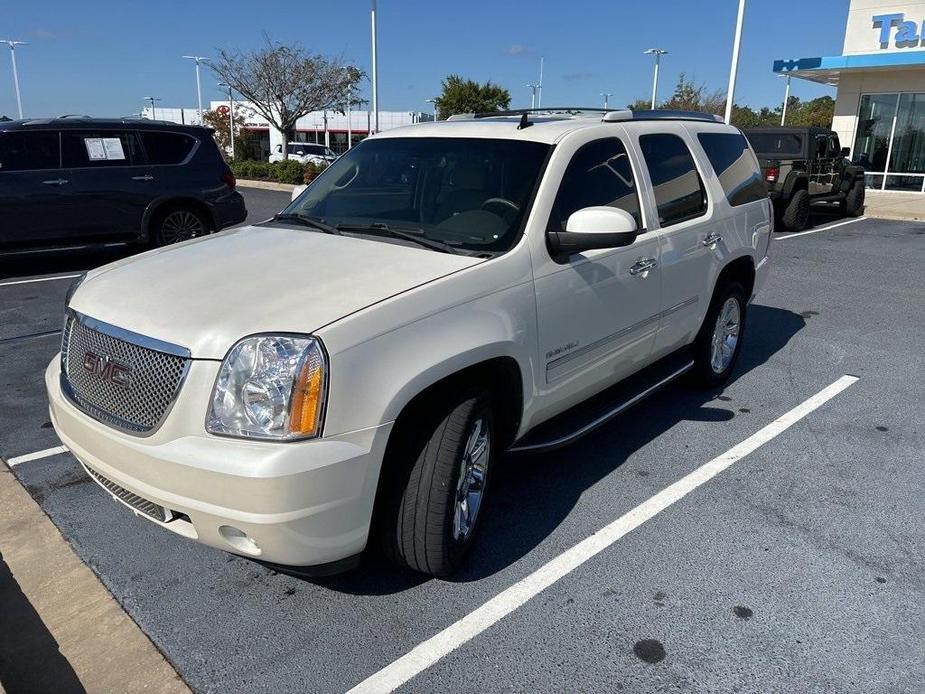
[
  {"xmin": 549, "ymin": 138, "xmax": 641, "ymax": 231},
  {"xmin": 697, "ymin": 132, "xmax": 766, "ymax": 207},
  {"xmin": 0, "ymin": 131, "xmax": 60, "ymax": 171},
  {"xmin": 62, "ymin": 131, "xmax": 140, "ymax": 167},
  {"xmin": 140, "ymin": 132, "xmax": 196, "ymax": 165},
  {"xmin": 639, "ymin": 134, "xmax": 707, "ymax": 226}
]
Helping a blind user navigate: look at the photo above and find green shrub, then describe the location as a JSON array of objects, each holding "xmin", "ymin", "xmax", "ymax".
[
  {"xmin": 270, "ymin": 159, "xmax": 306, "ymax": 185},
  {"xmin": 232, "ymin": 157, "xmax": 328, "ymax": 184}
]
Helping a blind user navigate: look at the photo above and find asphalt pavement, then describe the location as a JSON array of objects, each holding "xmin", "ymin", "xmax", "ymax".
[{"xmin": 1, "ymin": 196, "xmax": 922, "ymax": 693}]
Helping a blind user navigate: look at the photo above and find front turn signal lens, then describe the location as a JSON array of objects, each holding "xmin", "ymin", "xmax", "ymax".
[{"xmin": 289, "ymin": 345, "xmax": 326, "ymax": 437}]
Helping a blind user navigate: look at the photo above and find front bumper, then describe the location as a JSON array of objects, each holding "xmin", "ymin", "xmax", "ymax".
[{"xmin": 45, "ymin": 357, "xmax": 392, "ymax": 567}]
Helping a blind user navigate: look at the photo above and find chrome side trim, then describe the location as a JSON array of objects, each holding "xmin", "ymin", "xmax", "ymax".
[{"xmin": 511, "ymin": 360, "xmax": 694, "ymax": 454}]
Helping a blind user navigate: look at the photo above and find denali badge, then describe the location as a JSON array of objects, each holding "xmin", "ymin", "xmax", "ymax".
[{"xmin": 82, "ymin": 351, "xmax": 131, "ymax": 388}]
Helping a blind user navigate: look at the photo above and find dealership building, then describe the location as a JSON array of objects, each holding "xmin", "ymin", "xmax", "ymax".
[
  {"xmin": 776, "ymin": 0, "xmax": 925, "ymax": 192},
  {"xmin": 142, "ymin": 102, "xmax": 432, "ymax": 159}
]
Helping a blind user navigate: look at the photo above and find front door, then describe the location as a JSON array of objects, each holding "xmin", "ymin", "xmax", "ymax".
[
  {"xmin": 530, "ymin": 135, "xmax": 661, "ymax": 421},
  {"xmin": 60, "ymin": 129, "xmax": 153, "ymax": 239},
  {"xmin": 0, "ymin": 129, "xmax": 73, "ymax": 248}
]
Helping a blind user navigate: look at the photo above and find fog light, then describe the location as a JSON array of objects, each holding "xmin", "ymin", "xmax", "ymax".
[{"xmin": 219, "ymin": 525, "xmax": 262, "ymax": 556}]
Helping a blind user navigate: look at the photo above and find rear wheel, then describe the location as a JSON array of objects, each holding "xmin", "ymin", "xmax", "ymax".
[
  {"xmin": 152, "ymin": 207, "xmax": 209, "ymax": 247},
  {"xmin": 844, "ymin": 180, "xmax": 865, "ymax": 217},
  {"xmin": 691, "ymin": 281, "xmax": 747, "ymax": 387},
  {"xmin": 781, "ymin": 189, "xmax": 810, "ymax": 231},
  {"xmin": 378, "ymin": 388, "xmax": 495, "ymax": 576}
]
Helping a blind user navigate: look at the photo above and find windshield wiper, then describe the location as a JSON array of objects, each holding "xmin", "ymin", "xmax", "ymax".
[
  {"xmin": 335, "ymin": 222, "xmax": 461, "ymax": 255},
  {"xmin": 271, "ymin": 213, "xmax": 341, "ymax": 235}
]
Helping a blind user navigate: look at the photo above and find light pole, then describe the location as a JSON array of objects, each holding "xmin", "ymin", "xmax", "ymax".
[
  {"xmin": 724, "ymin": 0, "xmax": 747, "ymax": 125},
  {"xmin": 370, "ymin": 0, "xmax": 379, "ymax": 134},
  {"xmin": 144, "ymin": 96, "xmax": 161, "ymax": 120},
  {"xmin": 218, "ymin": 82, "xmax": 235, "ymax": 159},
  {"xmin": 644, "ymin": 48, "xmax": 668, "ymax": 109},
  {"xmin": 779, "ymin": 74, "xmax": 792, "ymax": 126},
  {"xmin": 600, "ymin": 92, "xmax": 613, "ymax": 110},
  {"xmin": 2, "ymin": 40, "xmax": 27, "ymax": 119},
  {"xmin": 526, "ymin": 83, "xmax": 539, "ymax": 109},
  {"xmin": 425, "ymin": 97, "xmax": 437, "ymax": 122},
  {"xmin": 537, "ymin": 56, "xmax": 544, "ymax": 109},
  {"xmin": 183, "ymin": 55, "xmax": 208, "ymax": 122}
]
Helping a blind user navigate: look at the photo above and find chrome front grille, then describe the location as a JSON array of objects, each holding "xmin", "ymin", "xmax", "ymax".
[
  {"xmin": 83, "ymin": 464, "xmax": 171, "ymax": 522},
  {"xmin": 61, "ymin": 312, "xmax": 191, "ymax": 435}
]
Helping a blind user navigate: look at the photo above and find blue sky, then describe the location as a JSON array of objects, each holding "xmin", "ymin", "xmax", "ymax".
[{"xmin": 2, "ymin": 0, "xmax": 848, "ymax": 119}]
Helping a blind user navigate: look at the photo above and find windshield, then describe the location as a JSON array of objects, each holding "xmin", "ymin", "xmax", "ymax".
[
  {"xmin": 281, "ymin": 137, "xmax": 551, "ymax": 254},
  {"xmin": 746, "ymin": 133, "xmax": 804, "ymax": 157}
]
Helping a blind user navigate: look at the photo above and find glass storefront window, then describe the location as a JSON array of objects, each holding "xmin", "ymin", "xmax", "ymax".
[
  {"xmin": 853, "ymin": 93, "xmax": 899, "ymax": 173},
  {"xmin": 888, "ymin": 93, "xmax": 925, "ymax": 175},
  {"xmin": 885, "ymin": 175, "xmax": 924, "ymax": 191}
]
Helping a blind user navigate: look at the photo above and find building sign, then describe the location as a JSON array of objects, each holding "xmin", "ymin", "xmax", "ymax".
[{"xmin": 873, "ymin": 12, "xmax": 923, "ymax": 49}]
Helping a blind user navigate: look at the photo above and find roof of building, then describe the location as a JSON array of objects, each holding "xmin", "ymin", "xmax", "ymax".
[{"xmin": 773, "ymin": 50, "xmax": 925, "ymax": 86}]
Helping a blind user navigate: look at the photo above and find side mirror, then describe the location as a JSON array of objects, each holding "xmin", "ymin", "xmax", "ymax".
[
  {"xmin": 841, "ymin": 147, "xmax": 850, "ymax": 157},
  {"xmin": 548, "ymin": 207, "xmax": 638, "ymax": 256}
]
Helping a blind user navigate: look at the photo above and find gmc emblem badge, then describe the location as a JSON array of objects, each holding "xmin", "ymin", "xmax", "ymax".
[{"xmin": 83, "ymin": 351, "xmax": 131, "ymax": 388}]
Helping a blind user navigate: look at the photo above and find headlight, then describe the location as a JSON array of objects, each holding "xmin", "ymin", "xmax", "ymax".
[{"xmin": 207, "ymin": 335, "xmax": 327, "ymax": 441}]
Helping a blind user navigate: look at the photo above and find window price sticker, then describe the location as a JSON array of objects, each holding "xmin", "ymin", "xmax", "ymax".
[{"xmin": 83, "ymin": 137, "xmax": 126, "ymax": 161}]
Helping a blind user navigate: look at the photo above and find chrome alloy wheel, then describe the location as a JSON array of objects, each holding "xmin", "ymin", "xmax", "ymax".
[
  {"xmin": 160, "ymin": 210, "xmax": 205, "ymax": 245},
  {"xmin": 453, "ymin": 416, "xmax": 491, "ymax": 542},
  {"xmin": 710, "ymin": 297, "xmax": 741, "ymax": 374}
]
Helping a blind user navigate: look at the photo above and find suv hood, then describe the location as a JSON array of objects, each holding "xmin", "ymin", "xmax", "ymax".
[{"xmin": 71, "ymin": 224, "xmax": 482, "ymax": 359}]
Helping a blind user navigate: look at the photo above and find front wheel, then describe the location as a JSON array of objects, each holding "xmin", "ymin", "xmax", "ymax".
[
  {"xmin": 844, "ymin": 180, "xmax": 865, "ymax": 217},
  {"xmin": 378, "ymin": 389, "xmax": 495, "ymax": 576},
  {"xmin": 691, "ymin": 282, "xmax": 747, "ymax": 387}
]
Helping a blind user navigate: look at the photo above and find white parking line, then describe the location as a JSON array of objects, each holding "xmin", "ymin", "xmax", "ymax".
[
  {"xmin": 348, "ymin": 375, "xmax": 860, "ymax": 694},
  {"xmin": 776, "ymin": 216, "xmax": 866, "ymax": 240},
  {"xmin": 6, "ymin": 445, "xmax": 69, "ymax": 467},
  {"xmin": 0, "ymin": 273, "xmax": 83, "ymax": 288}
]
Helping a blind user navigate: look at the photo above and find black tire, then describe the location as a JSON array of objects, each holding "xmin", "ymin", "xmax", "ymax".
[
  {"xmin": 377, "ymin": 388, "xmax": 495, "ymax": 576},
  {"xmin": 151, "ymin": 206, "xmax": 209, "ymax": 247},
  {"xmin": 844, "ymin": 180, "xmax": 865, "ymax": 217},
  {"xmin": 690, "ymin": 281, "xmax": 747, "ymax": 387},
  {"xmin": 781, "ymin": 188, "xmax": 810, "ymax": 231}
]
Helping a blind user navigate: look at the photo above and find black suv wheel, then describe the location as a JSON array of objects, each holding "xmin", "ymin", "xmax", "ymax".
[{"xmin": 152, "ymin": 206, "xmax": 209, "ymax": 247}]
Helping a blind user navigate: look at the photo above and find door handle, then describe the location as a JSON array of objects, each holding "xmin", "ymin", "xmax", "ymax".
[
  {"xmin": 42, "ymin": 178, "xmax": 68, "ymax": 186},
  {"xmin": 629, "ymin": 258, "xmax": 658, "ymax": 276},
  {"xmin": 131, "ymin": 175, "xmax": 154, "ymax": 181},
  {"xmin": 702, "ymin": 233, "xmax": 722, "ymax": 247}
]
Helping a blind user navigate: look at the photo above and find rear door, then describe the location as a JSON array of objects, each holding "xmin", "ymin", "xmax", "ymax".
[
  {"xmin": 61, "ymin": 129, "xmax": 152, "ymax": 239},
  {"xmin": 0, "ymin": 129, "xmax": 71, "ymax": 247}
]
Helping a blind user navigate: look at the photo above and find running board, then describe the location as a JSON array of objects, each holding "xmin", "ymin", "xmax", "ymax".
[{"xmin": 509, "ymin": 353, "xmax": 695, "ymax": 454}]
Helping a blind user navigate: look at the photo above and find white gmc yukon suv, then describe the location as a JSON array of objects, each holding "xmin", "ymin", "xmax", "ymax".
[{"xmin": 47, "ymin": 109, "xmax": 772, "ymax": 577}]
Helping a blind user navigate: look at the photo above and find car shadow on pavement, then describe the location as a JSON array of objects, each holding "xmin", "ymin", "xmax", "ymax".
[
  {"xmin": 0, "ymin": 244, "xmax": 141, "ymax": 281},
  {"xmin": 308, "ymin": 304, "xmax": 806, "ymax": 593},
  {"xmin": 0, "ymin": 552, "xmax": 86, "ymax": 693}
]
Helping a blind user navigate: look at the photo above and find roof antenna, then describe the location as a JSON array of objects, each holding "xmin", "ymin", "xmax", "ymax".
[{"xmin": 517, "ymin": 112, "xmax": 533, "ymax": 130}]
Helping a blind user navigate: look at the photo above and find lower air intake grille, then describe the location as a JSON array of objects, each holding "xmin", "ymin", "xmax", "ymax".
[{"xmin": 84, "ymin": 464, "xmax": 172, "ymax": 523}]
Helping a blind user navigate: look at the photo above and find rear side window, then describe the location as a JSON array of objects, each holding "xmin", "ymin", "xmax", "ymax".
[
  {"xmin": 639, "ymin": 133, "xmax": 707, "ymax": 226},
  {"xmin": 0, "ymin": 131, "xmax": 60, "ymax": 171},
  {"xmin": 62, "ymin": 131, "xmax": 140, "ymax": 167},
  {"xmin": 549, "ymin": 138, "xmax": 641, "ymax": 231},
  {"xmin": 140, "ymin": 132, "xmax": 196, "ymax": 165},
  {"xmin": 697, "ymin": 132, "xmax": 766, "ymax": 207}
]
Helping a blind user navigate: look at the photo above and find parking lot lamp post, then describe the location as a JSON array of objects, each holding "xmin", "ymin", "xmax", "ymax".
[
  {"xmin": 780, "ymin": 74, "xmax": 791, "ymax": 126},
  {"xmin": 723, "ymin": 0, "xmax": 747, "ymax": 125},
  {"xmin": 144, "ymin": 96, "xmax": 161, "ymax": 120},
  {"xmin": 644, "ymin": 49, "xmax": 667, "ymax": 109},
  {"xmin": 2, "ymin": 40, "xmax": 27, "ymax": 119},
  {"xmin": 600, "ymin": 92, "xmax": 613, "ymax": 110},
  {"xmin": 183, "ymin": 56, "xmax": 208, "ymax": 122},
  {"xmin": 371, "ymin": 0, "xmax": 379, "ymax": 134},
  {"xmin": 526, "ymin": 83, "xmax": 539, "ymax": 110},
  {"xmin": 425, "ymin": 97, "xmax": 437, "ymax": 122},
  {"xmin": 537, "ymin": 56, "xmax": 544, "ymax": 109}
]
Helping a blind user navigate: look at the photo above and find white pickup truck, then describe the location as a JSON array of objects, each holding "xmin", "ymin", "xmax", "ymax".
[{"xmin": 47, "ymin": 108, "xmax": 771, "ymax": 577}]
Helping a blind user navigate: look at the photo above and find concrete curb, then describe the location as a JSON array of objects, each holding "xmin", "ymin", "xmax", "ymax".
[
  {"xmin": 0, "ymin": 462, "xmax": 190, "ymax": 694},
  {"xmin": 236, "ymin": 179, "xmax": 297, "ymax": 192}
]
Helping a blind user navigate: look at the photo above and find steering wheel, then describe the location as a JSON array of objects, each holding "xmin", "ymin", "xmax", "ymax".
[{"xmin": 481, "ymin": 197, "xmax": 520, "ymax": 222}]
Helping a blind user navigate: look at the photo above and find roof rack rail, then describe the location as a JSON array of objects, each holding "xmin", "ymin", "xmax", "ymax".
[
  {"xmin": 603, "ymin": 109, "xmax": 724, "ymax": 123},
  {"xmin": 57, "ymin": 114, "xmax": 92, "ymax": 119},
  {"xmin": 470, "ymin": 106, "xmax": 607, "ymax": 119}
]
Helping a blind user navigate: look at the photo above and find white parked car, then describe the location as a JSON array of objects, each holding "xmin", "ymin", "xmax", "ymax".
[
  {"xmin": 47, "ymin": 109, "xmax": 772, "ymax": 576},
  {"xmin": 268, "ymin": 142, "xmax": 336, "ymax": 165}
]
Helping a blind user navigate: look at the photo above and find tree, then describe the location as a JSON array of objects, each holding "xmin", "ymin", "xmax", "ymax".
[
  {"xmin": 210, "ymin": 36, "xmax": 363, "ymax": 159},
  {"xmin": 201, "ymin": 105, "xmax": 248, "ymax": 158},
  {"xmin": 786, "ymin": 96, "xmax": 835, "ymax": 127},
  {"xmin": 661, "ymin": 74, "xmax": 726, "ymax": 115},
  {"xmin": 434, "ymin": 75, "xmax": 510, "ymax": 119}
]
